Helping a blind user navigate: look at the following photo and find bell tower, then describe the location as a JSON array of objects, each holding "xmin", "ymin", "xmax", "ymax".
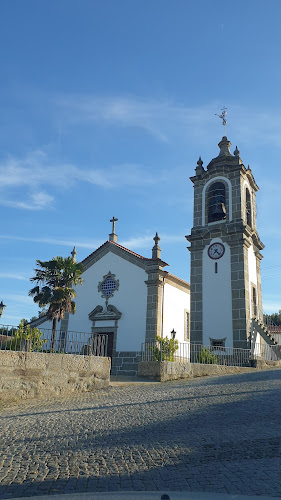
[{"xmin": 186, "ymin": 136, "xmax": 264, "ymax": 349}]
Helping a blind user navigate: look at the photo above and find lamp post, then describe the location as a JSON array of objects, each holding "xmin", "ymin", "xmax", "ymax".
[
  {"xmin": 171, "ymin": 328, "xmax": 176, "ymax": 340},
  {"xmin": 0, "ymin": 301, "xmax": 6, "ymax": 319}
]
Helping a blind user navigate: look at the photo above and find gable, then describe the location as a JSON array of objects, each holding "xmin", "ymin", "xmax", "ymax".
[{"xmin": 82, "ymin": 240, "xmax": 168, "ymax": 273}]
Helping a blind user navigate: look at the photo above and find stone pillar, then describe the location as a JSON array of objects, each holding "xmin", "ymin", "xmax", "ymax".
[
  {"xmin": 255, "ymin": 251, "xmax": 263, "ymax": 321},
  {"xmin": 145, "ymin": 266, "xmax": 164, "ymax": 343},
  {"xmin": 189, "ymin": 245, "xmax": 203, "ymax": 344},
  {"xmin": 231, "ymin": 240, "xmax": 250, "ymax": 349}
]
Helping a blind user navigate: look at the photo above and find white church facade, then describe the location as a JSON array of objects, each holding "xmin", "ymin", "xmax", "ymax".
[{"xmin": 32, "ymin": 228, "xmax": 190, "ymax": 375}]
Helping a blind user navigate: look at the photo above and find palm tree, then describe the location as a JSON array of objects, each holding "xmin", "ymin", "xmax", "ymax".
[{"xmin": 29, "ymin": 254, "xmax": 83, "ymax": 349}]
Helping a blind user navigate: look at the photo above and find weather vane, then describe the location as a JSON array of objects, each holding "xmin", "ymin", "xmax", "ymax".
[{"xmin": 215, "ymin": 106, "xmax": 227, "ymax": 134}]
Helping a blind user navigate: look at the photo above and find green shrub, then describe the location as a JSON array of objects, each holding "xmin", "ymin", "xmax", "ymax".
[
  {"xmin": 151, "ymin": 336, "xmax": 179, "ymax": 362},
  {"xmin": 197, "ymin": 347, "xmax": 218, "ymax": 364},
  {"xmin": 5, "ymin": 319, "xmax": 46, "ymax": 352}
]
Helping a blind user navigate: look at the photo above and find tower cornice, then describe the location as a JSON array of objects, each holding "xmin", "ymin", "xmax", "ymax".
[
  {"xmin": 186, "ymin": 221, "xmax": 264, "ymax": 250},
  {"xmin": 190, "ymin": 162, "xmax": 258, "ymax": 189}
]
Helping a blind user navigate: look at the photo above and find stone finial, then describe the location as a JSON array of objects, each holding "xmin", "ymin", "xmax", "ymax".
[
  {"xmin": 218, "ymin": 136, "xmax": 232, "ymax": 157},
  {"xmin": 152, "ymin": 232, "xmax": 161, "ymax": 259},
  {"xmin": 109, "ymin": 216, "xmax": 118, "ymax": 243},
  {"xmin": 71, "ymin": 246, "xmax": 77, "ymax": 262},
  {"xmin": 197, "ymin": 156, "xmax": 203, "ymax": 168},
  {"xmin": 233, "ymin": 145, "xmax": 240, "ymax": 157},
  {"xmin": 195, "ymin": 156, "xmax": 204, "ymax": 175}
]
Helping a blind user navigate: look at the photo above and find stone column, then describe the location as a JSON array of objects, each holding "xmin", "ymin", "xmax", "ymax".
[
  {"xmin": 255, "ymin": 251, "xmax": 263, "ymax": 321},
  {"xmin": 145, "ymin": 266, "xmax": 164, "ymax": 343},
  {"xmin": 189, "ymin": 245, "xmax": 203, "ymax": 344},
  {"xmin": 231, "ymin": 240, "xmax": 250, "ymax": 349}
]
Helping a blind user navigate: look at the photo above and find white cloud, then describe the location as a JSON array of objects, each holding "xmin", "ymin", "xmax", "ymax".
[
  {"xmin": 120, "ymin": 233, "xmax": 185, "ymax": 249},
  {"xmin": 57, "ymin": 95, "xmax": 281, "ymax": 148},
  {"xmin": 0, "ymin": 232, "xmax": 184, "ymax": 253},
  {"xmin": 0, "ymin": 148, "xmax": 159, "ymax": 211},
  {"xmin": 4, "ymin": 293, "xmax": 33, "ymax": 305},
  {"xmin": 57, "ymin": 95, "xmax": 217, "ymax": 143},
  {"xmin": 0, "ymin": 273, "xmax": 28, "ymax": 281},
  {"xmin": 3, "ymin": 95, "xmax": 281, "ymax": 212},
  {"xmin": 0, "ymin": 234, "xmax": 103, "ymax": 250}
]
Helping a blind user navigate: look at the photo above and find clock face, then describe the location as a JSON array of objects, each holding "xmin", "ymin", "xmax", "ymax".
[{"xmin": 208, "ymin": 242, "xmax": 225, "ymax": 260}]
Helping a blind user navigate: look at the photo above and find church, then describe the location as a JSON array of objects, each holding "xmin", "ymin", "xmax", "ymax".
[
  {"xmin": 31, "ymin": 135, "xmax": 277, "ymax": 374},
  {"xmin": 31, "ymin": 223, "xmax": 191, "ymax": 376}
]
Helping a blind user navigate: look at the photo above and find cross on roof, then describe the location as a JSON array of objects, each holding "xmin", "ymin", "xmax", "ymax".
[
  {"xmin": 71, "ymin": 246, "xmax": 77, "ymax": 262},
  {"xmin": 110, "ymin": 217, "xmax": 118, "ymax": 234}
]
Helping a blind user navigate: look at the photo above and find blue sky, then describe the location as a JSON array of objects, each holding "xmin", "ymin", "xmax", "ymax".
[{"xmin": 1, "ymin": 0, "xmax": 281, "ymax": 325}]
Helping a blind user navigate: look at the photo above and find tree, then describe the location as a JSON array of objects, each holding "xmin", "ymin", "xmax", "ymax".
[
  {"xmin": 264, "ymin": 310, "xmax": 281, "ymax": 326},
  {"xmin": 29, "ymin": 255, "xmax": 83, "ymax": 349}
]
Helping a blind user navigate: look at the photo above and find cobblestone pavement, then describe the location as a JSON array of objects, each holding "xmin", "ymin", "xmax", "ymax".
[{"xmin": 0, "ymin": 370, "xmax": 281, "ymax": 498}]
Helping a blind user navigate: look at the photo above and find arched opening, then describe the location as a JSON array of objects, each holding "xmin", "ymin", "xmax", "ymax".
[
  {"xmin": 252, "ymin": 286, "xmax": 257, "ymax": 318},
  {"xmin": 246, "ymin": 188, "xmax": 252, "ymax": 227},
  {"xmin": 207, "ymin": 182, "xmax": 227, "ymax": 223}
]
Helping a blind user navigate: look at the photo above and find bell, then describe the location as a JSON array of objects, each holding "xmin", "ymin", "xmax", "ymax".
[{"xmin": 210, "ymin": 202, "xmax": 226, "ymax": 221}]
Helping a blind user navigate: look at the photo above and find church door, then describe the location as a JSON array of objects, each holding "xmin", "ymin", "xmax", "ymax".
[{"xmin": 104, "ymin": 332, "xmax": 114, "ymax": 361}]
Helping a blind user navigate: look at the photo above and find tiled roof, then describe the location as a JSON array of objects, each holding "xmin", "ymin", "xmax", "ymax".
[
  {"xmin": 164, "ymin": 271, "xmax": 190, "ymax": 287},
  {"xmin": 81, "ymin": 240, "xmax": 169, "ymax": 266},
  {"xmin": 267, "ymin": 325, "xmax": 281, "ymax": 333}
]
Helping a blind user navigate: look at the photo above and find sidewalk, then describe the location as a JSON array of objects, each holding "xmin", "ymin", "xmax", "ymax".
[{"xmin": 110, "ymin": 375, "xmax": 159, "ymax": 386}]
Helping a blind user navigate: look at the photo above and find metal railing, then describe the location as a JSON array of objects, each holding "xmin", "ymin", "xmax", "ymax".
[
  {"xmin": 271, "ymin": 333, "xmax": 281, "ymax": 344},
  {"xmin": 0, "ymin": 324, "xmax": 108, "ymax": 357},
  {"xmin": 263, "ymin": 315, "xmax": 278, "ymax": 328},
  {"xmin": 251, "ymin": 342, "xmax": 281, "ymax": 361},
  {"xmin": 142, "ymin": 341, "xmax": 191, "ymax": 363},
  {"xmin": 142, "ymin": 341, "xmax": 281, "ymax": 367},
  {"xmin": 191, "ymin": 344, "xmax": 252, "ymax": 367}
]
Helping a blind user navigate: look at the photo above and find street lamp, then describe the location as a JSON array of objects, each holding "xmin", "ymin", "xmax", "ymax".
[
  {"xmin": 0, "ymin": 301, "xmax": 6, "ymax": 319},
  {"xmin": 171, "ymin": 328, "xmax": 176, "ymax": 340}
]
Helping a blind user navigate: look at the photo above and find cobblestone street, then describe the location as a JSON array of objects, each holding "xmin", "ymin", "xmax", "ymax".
[{"xmin": 0, "ymin": 370, "xmax": 280, "ymax": 498}]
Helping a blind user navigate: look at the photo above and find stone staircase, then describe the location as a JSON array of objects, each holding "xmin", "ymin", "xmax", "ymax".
[
  {"xmin": 252, "ymin": 318, "xmax": 281, "ymax": 361},
  {"xmin": 252, "ymin": 317, "xmax": 278, "ymax": 346}
]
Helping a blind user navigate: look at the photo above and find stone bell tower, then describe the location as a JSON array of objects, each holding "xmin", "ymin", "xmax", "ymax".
[{"xmin": 186, "ymin": 136, "xmax": 264, "ymax": 349}]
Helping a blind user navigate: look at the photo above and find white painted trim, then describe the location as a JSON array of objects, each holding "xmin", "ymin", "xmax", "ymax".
[
  {"xmin": 208, "ymin": 220, "xmax": 226, "ymax": 227},
  {"xmin": 202, "ymin": 176, "xmax": 232, "ymax": 226},
  {"xmin": 242, "ymin": 179, "xmax": 254, "ymax": 228}
]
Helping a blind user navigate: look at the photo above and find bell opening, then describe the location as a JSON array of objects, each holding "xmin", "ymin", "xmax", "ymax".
[{"xmin": 207, "ymin": 182, "xmax": 227, "ymax": 223}]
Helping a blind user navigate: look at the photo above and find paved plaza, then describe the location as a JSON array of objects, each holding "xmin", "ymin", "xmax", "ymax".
[{"xmin": 0, "ymin": 370, "xmax": 280, "ymax": 498}]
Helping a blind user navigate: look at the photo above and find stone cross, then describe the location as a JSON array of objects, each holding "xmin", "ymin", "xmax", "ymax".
[
  {"xmin": 110, "ymin": 217, "xmax": 118, "ymax": 234},
  {"xmin": 71, "ymin": 246, "xmax": 77, "ymax": 262}
]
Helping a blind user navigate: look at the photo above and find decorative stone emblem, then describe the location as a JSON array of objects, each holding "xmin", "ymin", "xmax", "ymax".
[{"xmin": 98, "ymin": 271, "xmax": 119, "ymax": 303}]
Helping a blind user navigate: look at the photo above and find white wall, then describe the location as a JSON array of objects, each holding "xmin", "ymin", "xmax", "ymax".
[
  {"xmin": 67, "ymin": 252, "xmax": 148, "ymax": 351},
  {"xmin": 202, "ymin": 238, "xmax": 233, "ymax": 347},
  {"xmin": 248, "ymin": 244, "xmax": 258, "ymax": 319},
  {"xmin": 251, "ymin": 329, "xmax": 262, "ymax": 357},
  {"xmin": 162, "ymin": 283, "xmax": 190, "ymax": 343}
]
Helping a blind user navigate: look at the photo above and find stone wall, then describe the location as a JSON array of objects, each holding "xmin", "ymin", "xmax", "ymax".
[
  {"xmin": 111, "ymin": 351, "xmax": 142, "ymax": 376},
  {"xmin": 0, "ymin": 351, "xmax": 111, "ymax": 401},
  {"xmin": 138, "ymin": 360, "xmax": 280, "ymax": 382}
]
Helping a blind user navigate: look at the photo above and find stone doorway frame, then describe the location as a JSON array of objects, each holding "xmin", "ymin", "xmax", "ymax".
[{"xmin": 88, "ymin": 304, "xmax": 122, "ymax": 365}]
